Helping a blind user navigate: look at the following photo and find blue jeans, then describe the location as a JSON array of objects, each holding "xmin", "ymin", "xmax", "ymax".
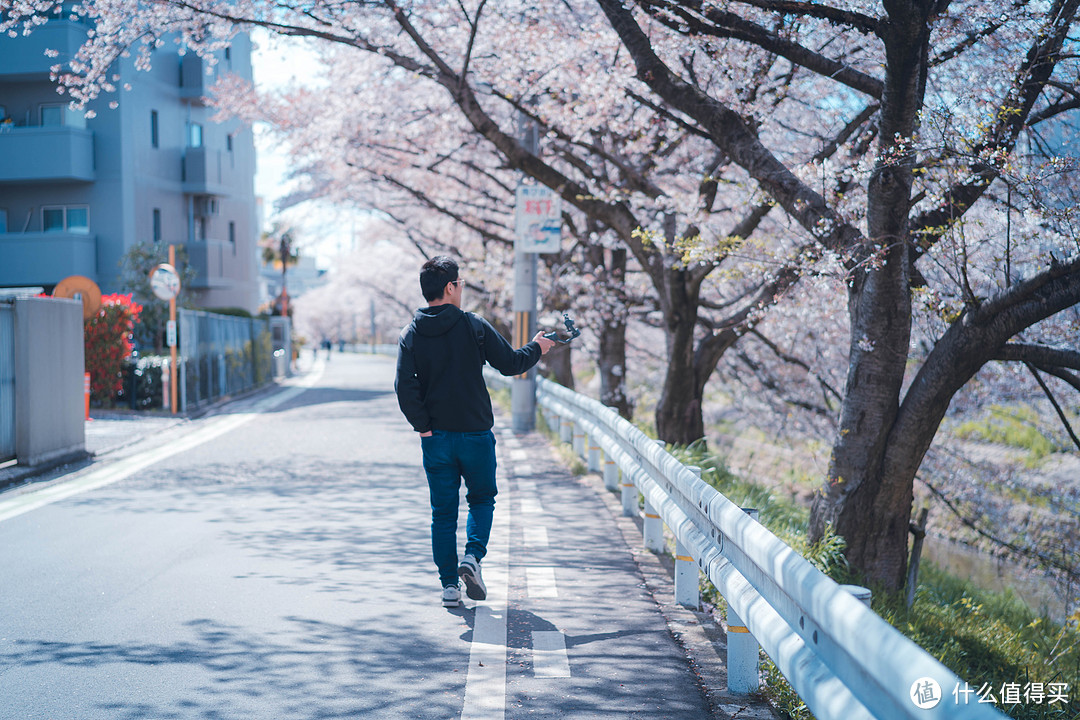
[{"xmin": 421, "ymin": 430, "xmax": 498, "ymax": 588}]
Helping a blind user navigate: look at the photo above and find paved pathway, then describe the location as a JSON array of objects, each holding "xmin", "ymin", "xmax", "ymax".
[{"xmin": 0, "ymin": 353, "xmax": 770, "ymax": 719}]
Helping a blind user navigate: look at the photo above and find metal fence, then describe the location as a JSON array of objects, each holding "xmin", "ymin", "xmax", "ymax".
[
  {"xmin": 484, "ymin": 370, "xmax": 1004, "ymax": 720},
  {"xmin": 178, "ymin": 309, "xmax": 275, "ymax": 412},
  {"xmin": 0, "ymin": 301, "xmax": 14, "ymax": 462}
]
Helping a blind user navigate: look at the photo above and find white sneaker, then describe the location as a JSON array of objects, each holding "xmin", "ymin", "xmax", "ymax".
[
  {"xmin": 442, "ymin": 584, "xmax": 462, "ymax": 608},
  {"xmin": 458, "ymin": 555, "xmax": 487, "ymax": 601}
]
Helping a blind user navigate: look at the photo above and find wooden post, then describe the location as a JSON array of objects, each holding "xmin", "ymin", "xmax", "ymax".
[{"xmin": 906, "ymin": 507, "xmax": 929, "ymax": 609}]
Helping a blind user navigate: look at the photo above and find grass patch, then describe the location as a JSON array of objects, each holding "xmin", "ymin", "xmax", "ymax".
[{"xmin": 953, "ymin": 404, "xmax": 1065, "ymax": 466}]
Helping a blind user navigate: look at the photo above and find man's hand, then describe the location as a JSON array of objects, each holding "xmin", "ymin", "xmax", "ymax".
[
  {"xmin": 419, "ymin": 430, "xmax": 433, "ymax": 437},
  {"xmin": 533, "ymin": 331, "xmax": 557, "ymax": 355}
]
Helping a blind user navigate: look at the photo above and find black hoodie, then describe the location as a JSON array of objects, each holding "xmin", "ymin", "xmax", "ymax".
[{"xmin": 395, "ymin": 304, "xmax": 542, "ymax": 433}]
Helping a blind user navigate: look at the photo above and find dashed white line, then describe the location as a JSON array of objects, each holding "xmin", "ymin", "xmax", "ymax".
[
  {"xmin": 526, "ymin": 567, "xmax": 558, "ymax": 598},
  {"xmin": 519, "ymin": 495, "xmax": 544, "ymax": 514},
  {"xmin": 531, "ymin": 631, "xmax": 571, "ymax": 678},
  {"xmin": 523, "ymin": 525, "xmax": 549, "ymax": 549},
  {"xmin": 461, "ymin": 450, "xmax": 512, "ymax": 720}
]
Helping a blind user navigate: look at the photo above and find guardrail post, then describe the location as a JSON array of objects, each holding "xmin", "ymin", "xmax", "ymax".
[
  {"xmin": 726, "ymin": 603, "xmax": 758, "ymax": 694},
  {"xmin": 572, "ymin": 426, "xmax": 586, "ymax": 458},
  {"xmin": 675, "ymin": 465, "xmax": 703, "ymax": 610},
  {"xmin": 587, "ymin": 440, "xmax": 601, "ymax": 472},
  {"xmin": 620, "ymin": 474, "xmax": 636, "ymax": 517},
  {"xmin": 560, "ymin": 417, "xmax": 573, "ymax": 444},
  {"xmin": 603, "ymin": 455, "xmax": 619, "ymax": 491},
  {"xmin": 674, "ymin": 538, "xmax": 699, "ymax": 609},
  {"xmin": 727, "ymin": 507, "xmax": 760, "ymax": 695},
  {"xmin": 841, "ymin": 585, "xmax": 872, "ymax": 607},
  {"xmin": 643, "ymin": 498, "xmax": 664, "ymax": 552}
]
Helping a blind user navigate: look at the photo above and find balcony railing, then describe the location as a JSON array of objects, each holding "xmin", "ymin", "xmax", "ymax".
[
  {"xmin": 0, "ymin": 232, "xmax": 97, "ymax": 286},
  {"xmin": 0, "ymin": 126, "xmax": 94, "ymax": 182}
]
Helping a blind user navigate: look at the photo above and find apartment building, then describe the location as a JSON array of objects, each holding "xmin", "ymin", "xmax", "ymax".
[{"xmin": 0, "ymin": 12, "xmax": 260, "ymax": 312}]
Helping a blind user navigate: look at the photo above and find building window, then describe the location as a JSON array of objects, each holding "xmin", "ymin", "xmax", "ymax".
[
  {"xmin": 151, "ymin": 110, "xmax": 159, "ymax": 148},
  {"xmin": 40, "ymin": 104, "xmax": 86, "ymax": 129},
  {"xmin": 153, "ymin": 208, "xmax": 162, "ymax": 242},
  {"xmin": 229, "ymin": 221, "xmax": 236, "ymax": 254},
  {"xmin": 0, "ymin": 208, "xmax": 7, "ymax": 233},
  {"xmin": 196, "ymin": 216, "xmax": 207, "ymax": 241},
  {"xmin": 42, "ymin": 205, "xmax": 90, "ymax": 234},
  {"xmin": 188, "ymin": 122, "xmax": 203, "ymax": 148}
]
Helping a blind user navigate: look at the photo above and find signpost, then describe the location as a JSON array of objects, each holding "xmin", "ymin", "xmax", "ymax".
[
  {"xmin": 512, "ymin": 180, "xmax": 561, "ymax": 432},
  {"xmin": 149, "ymin": 248, "xmax": 181, "ymax": 415}
]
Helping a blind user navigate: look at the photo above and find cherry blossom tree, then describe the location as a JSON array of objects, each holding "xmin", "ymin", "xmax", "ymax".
[
  {"xmin": 595, "ymin": 0, "xmax": 1080, "ymax": 589},
  {"xmin": 10, "ymin": 0, "xmax": 1080, "ymax": 589}
]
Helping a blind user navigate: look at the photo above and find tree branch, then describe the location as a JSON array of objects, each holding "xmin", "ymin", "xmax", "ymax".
[{"xmin": 637, "ymin": 0, "xmax": 884, "ymax": 98}]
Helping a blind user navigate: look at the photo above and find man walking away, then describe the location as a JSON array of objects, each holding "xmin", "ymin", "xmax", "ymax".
[{"xmin": 395, "ymin": 256, "xmax": 555, "ymax": 608}]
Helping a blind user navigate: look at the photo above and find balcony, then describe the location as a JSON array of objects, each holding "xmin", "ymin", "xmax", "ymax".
[
  {"xmin": 0, "ymin": 20, "xmax": 90, "ymax": 79},
  {"xmin": 185, "ymin": 239, "xmax": 228, "ymax": 289},
  {"xmin": 182, "ymin": 147, "xmax": 231, "ymax": 195},
  {"xmin": 180, "ymin": 54, "xmax": 209, "ymax": 105},
  {"xmin": 0, "ymin": 126, "xmax": 94, "ymax": 182},
  {"xmin": 0, "ymin": 232, "xmax": 97, "ymax": 287}
]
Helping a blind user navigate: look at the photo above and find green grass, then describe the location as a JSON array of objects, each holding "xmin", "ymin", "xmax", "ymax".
[{"xmin": 953, "ymin": 404, "xmax": 1065, "ymax": 466}]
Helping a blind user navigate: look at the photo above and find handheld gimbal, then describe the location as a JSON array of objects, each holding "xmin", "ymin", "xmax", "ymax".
[{"xmin": 543, "ymin": 313, "xmax": 581, "ymax": 344}]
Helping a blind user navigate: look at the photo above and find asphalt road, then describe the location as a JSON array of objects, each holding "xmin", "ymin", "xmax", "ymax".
[{"xmin": 0, "ymin": 353, "xmax": 715, "ymax": 719}]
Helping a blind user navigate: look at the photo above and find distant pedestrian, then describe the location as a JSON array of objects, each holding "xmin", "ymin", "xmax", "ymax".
[{"xmin": 395, "ymin": 256, "xmax": 555, "ymax": 608}]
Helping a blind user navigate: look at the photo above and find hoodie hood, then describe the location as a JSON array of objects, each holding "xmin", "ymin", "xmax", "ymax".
[{"xmin": 412, "ymin": 304, "xmax": 464, "ymax": 337}]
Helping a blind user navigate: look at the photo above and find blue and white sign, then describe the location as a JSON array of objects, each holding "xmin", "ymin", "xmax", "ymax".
[{"xmin": 515, "ymin": 184, "xmax": 561, "ymax": 254}]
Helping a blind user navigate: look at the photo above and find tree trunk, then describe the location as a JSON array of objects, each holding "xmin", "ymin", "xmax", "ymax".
[
  {"xmin": 592, "ymin": 248, "xmax": 633, "ymax": 419},
  {"xmin": 540, "ymin": 345, "xmax": 574, "ymax": 390},
  {"xmin": 810, "ymin": 3, "xmax": 933, "ymax": 591},
  {"xmin": 655, "ymin": 254, "xmax": 706, "ymax": 445}
]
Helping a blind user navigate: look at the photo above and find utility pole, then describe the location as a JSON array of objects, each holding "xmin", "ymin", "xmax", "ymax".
[{"xmin": 511, "ymin": 118, "xmax": 540, "ymax": 433}]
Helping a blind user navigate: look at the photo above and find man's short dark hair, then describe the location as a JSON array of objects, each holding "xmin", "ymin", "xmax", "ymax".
[{"xmin": 420, "ymin": 256, "xmax": 459, "ymax": 302}]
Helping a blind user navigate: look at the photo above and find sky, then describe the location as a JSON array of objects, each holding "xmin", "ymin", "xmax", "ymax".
[{"xmin": 249, "ymin": 31, "xmax": 364, "ymax": 269}]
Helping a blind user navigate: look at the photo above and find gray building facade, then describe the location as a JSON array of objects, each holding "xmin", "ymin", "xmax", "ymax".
[{"xmin": 0, "ymin": 13, "xmax": 260, "ymax": 312}]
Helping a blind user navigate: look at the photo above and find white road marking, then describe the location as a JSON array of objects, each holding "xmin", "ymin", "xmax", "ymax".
[
  {"xmin": 0, "ymin": 366, "xmax": 324, "ymax": 524},
  {"xmin": 461, "ymin": 484, "xmax": 510, "ymax": 720},
  {"xmin": 523, "ymin": 525, "xmax": 549, "ymax": 549},
  {"xmin": 519, "ymin": 495, "xmax": 544, "ymax": 515},
  {"xmin": 531, "ymin": 631, "xmax": 571, "ymax": 678},
  {"xmin": 526, "ymin": 567, "xmax": 558, "ymax": 598}
]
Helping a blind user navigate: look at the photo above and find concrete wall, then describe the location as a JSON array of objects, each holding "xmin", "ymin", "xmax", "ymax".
[{"xmin": 14, "ymin": 297, "xmax": 85, "ymax": 466}]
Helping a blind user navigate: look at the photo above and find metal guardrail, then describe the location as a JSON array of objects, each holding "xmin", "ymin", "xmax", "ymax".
[{"xmin": 484, "ymin": 369, "xmax": 1005, "ymax": 720}]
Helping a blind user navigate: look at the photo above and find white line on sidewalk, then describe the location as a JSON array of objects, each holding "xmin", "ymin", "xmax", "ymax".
[
  {"xmin": 526, "ymin": 567, "xmax": 558, "ymax": 598},
  {"xmin": 531, "ymin": 631, "xmax": 571, "ymax": 678},
  {"xmin": 0, "ymin": 367, "xmax": 324, "ymax": 525},
  {"xmin": 461, "ymin": 484, "xmax": 510, "ymax": 720},
  {"xmin": 523, "ymin": 525, "xmax": 549, "ymax": 549},
  {"xmin": 519, "ymin": 495, "xmax": 544, "ymax": 515}
]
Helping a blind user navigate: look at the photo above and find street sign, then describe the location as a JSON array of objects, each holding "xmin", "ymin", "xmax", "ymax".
[
  {"xmin": 166, "ymin": 320, "xmax": 177, "ymax": 348},
  {"xmin": 515, "ymin": 184, "xmax": 561, "ymax": 253}
]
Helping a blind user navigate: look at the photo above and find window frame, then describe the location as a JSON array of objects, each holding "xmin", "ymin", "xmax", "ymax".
[{"xmin": 41, "ymin": 204, "xmax": 90, "ymax": 234}]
